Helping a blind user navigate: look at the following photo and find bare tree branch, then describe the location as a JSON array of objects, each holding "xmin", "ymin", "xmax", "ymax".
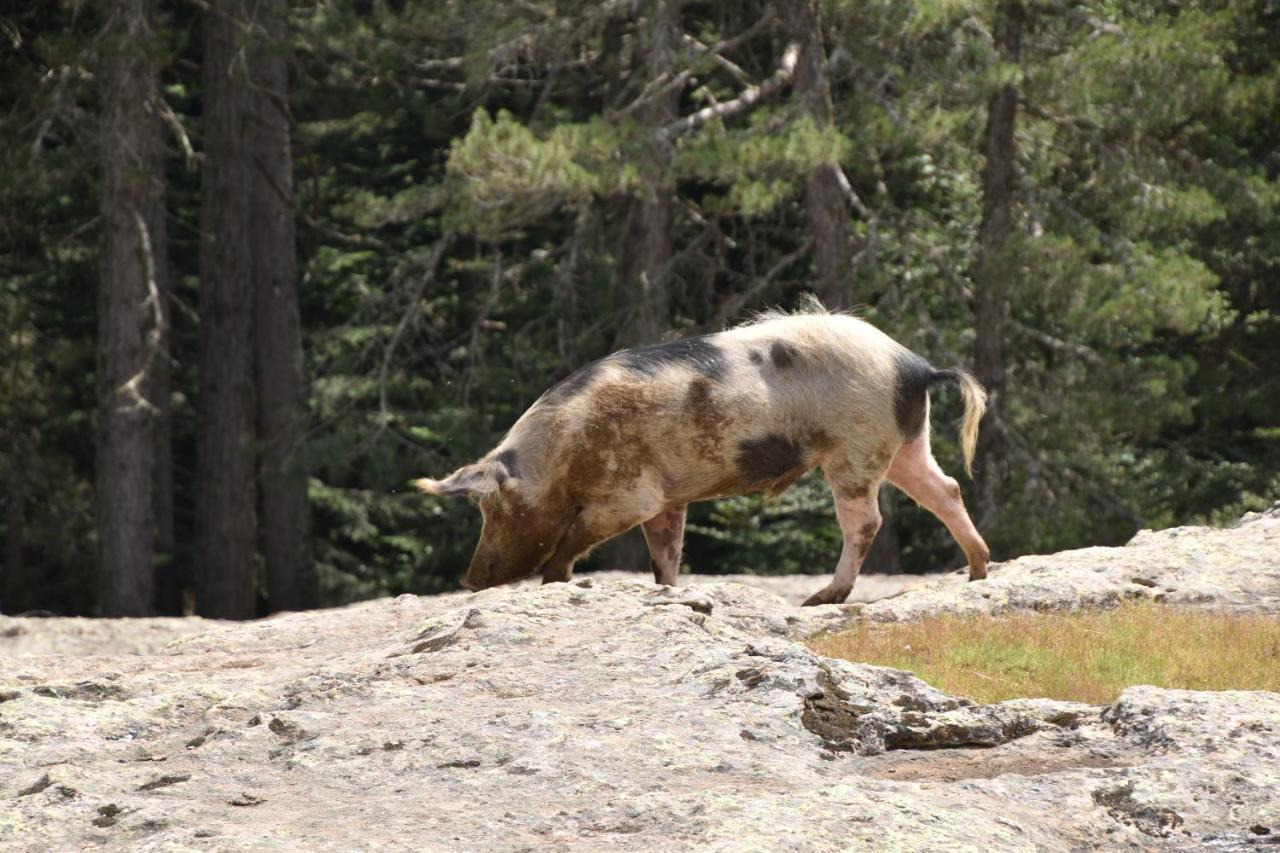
[
  {"xmin": 832, "ymin": 165, "xmax": 874, "ymax": 221},
  {"xmin": 681, "ymin": 32, "xmax": 754, "ymax": 86},
  {"xmin": 714, "ymin": 237, "xmax": 813, "ymax": 327},
  {"xmin": 156, "ymin": 96, "xmax": 199, "ymax": 169},
  {"xmin": 655, "ymin": 42, "xmax": 801, "ymax": 143},
  {"xmin": 378, "ymin": 233, "xmax": 455, "ymax": 419},
  {"xmin": 115, "ymin": 206, "xmax": 166, "ymax": 414},
  {"xmin": 1011, "ymin": 319, "xmax": 1103, "ymax": 365},
  {"xmin": 615, "ymin": 12, "xmax": 776, "ymax": 117}
]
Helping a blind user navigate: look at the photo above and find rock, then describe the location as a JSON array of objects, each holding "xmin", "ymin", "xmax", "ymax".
[
  {"xmin": 2, "ymin": 534, "xmax": 1278, "ymax": 851},
  {"xmin": 863, "ymin": 507, "xmax": 1280, "ymax": 622},
  {"xmin": 0, "ymin": 615, "xmax": 217, "ymax": 657},
  {"xmin": 552, "ymin": 569, "xmax": 935, "ymax": 607}
]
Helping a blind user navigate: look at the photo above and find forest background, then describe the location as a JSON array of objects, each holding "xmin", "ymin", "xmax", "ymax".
[{"xmin": 1, "ymin": 0, "xmax": 1277, "ymax": 618}]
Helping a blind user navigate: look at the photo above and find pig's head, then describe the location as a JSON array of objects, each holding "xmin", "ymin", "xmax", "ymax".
[{"xmin": 413, "ymin": 452, "xmax": 567, "ymax": 591}]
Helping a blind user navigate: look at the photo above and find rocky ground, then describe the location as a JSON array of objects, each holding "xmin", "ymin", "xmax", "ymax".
[
  {"xmin": 2, "ymin": 504, "xmax": 1278, "ymax": 851},
  {"xmin": 532, "ymin": 568, "xmax": 934, "ymax": 609}
]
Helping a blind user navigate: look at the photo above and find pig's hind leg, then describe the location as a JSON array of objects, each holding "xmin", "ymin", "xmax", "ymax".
[
  {"xmin": 886, "ymin": 432, "xmax": 989, "ymax": 580},
  {"xmin": 803, "ymin": 468, "xmax": 884, "ymax": 607},
  {"xmin": 641, "ymin": 506, "xmax": 687, "ymax": 586}
]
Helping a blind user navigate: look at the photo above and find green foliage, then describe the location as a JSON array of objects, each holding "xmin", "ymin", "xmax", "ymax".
[{"xmin": 447, "ymin": 109, "xmax": 634, "ymax": 232}]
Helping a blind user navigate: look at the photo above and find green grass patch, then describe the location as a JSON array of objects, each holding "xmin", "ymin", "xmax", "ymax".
[{"xmin": 809, "ymin": 601, "xmax": 1280, "ymax": 705}]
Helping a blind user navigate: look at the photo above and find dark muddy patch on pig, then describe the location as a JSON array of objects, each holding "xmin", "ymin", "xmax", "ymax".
[
  {"xmin": 738, "ymin": 434, "xmax": 805, "ymax": 483},
  {"xmin": 748, "ymin": 349, "xmax": 764, "ymax": 365},
  {"xmin": 685, "ymin": 378, "xmax": 729, "ymax": 457},
  {"xmin": 807, "ymin": 429, "xmax": 836, "ymax": 455},
  {"xmin": 856, "ymin": 521, "xmax": 879, "ymax": 556},
  {"xmin": 614, "ymin": 336, "xmax": 726, "ymax": 382},
  {"xmin": 836, "ymin": 482, "xmax": 871, "ymax": 501},
  {"xmin": 567, "ymin": 383, "xmax": 658, "ymax": 492},
  {"xmin": 769, "ymin": 340, "xmax": 800, "ymax": 369},
  {"xmin": 893, "ymin": 350, "xmax": 935, "ymax": 439}
]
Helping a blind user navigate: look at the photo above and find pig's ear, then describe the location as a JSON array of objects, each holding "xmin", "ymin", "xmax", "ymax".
[{"xmin": 412, "ymin": 463, "xmax": 499, "ymax": 500}]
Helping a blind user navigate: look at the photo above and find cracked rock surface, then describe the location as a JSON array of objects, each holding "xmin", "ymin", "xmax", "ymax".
[{"xmin": 2, "ymin": 507, "xmax": 1279, "ymax": 850}]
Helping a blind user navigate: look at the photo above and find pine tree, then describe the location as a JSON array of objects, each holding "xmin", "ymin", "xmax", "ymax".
[
  {"xmin": 251, "ymin": 0, "xmax": 314, "ymax": 612},
  {"xmin": 196, "ymin": 0, "xmax": 257, "ymax": 619},
  {"xmin": 971, "ymin": 0, "xmax": 1022, "ymax": 531},
  {"xmin": 97, "ymin": 0, "xmax": 166, "ymax": 616}
]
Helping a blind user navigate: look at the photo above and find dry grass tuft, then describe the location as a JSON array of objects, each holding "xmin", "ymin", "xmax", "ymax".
[{"xmin": 810, "ymin": 601, "xmax": 1280, "ymax": 705}]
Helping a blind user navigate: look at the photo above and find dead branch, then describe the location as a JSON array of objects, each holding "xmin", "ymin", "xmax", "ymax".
[
  {"xmin": 115, "ymin": 206, "xmax": 166, "ymax": 414},
  {"xmin": 614, "ymin": 13, "xmax": 776, "ymax": 118},
  {"xmin": 681, "ymin": 32, "xmax": 755, "ymax": 86},
  {"xmin": 714, "ymin": 237, "xmax": 813, "ymax": 327},
  {"xmin": 378, "ymin": 233, "xmax": 455, "ymax": 418},
  {"xmin": 833, "ymin": 165, "xmax": 874, "ymax": 221},
  {"xmin": 656, "ymin": 42, "xmax": 800, "ymax": 143},
  {"xmin": 1011, "ymin": 320, "xmax": 1103, "ymax": 365},
  {"xmin": 156, "ymin": 96, "xmax": 199, "ymax": 170}
]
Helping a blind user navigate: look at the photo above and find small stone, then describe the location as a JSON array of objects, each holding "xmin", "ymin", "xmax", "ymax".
[
  {"xmin": 229, "ymin": 793, "xmax": 265, "ymax": 807},
  {"xmin": 92, "ymin": 804, "xmax": 123, "ymax": 828},
  {"xmin": 17, "ymin": 773, "xmax": 52, "ymax": 797},
  {"xmin": 137, "ymin": 773, "xmax": 191, "ymax": 791}
]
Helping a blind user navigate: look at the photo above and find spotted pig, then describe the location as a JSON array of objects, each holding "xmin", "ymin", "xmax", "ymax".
[{"xmin": 415, "ymin": 304, "xmax": 990, "ymax": 606}]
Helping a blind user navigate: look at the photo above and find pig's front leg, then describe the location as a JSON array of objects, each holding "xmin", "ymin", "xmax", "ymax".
[
  {"xmin": 802, "ymin": 490, "xmax": 882, "ymax": 606},
  {"xmin": 641, "ymin": 506, "xmax": 687, "ymax": 586},
  {"xmin": 539, "ymin": 510, "xmax": 634, "ymax": 586}
]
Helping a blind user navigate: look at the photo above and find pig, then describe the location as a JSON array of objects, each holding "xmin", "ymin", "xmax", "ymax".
[{"xmin": 414, "ymin": 303, "xmax": 990, "ymax": 606}]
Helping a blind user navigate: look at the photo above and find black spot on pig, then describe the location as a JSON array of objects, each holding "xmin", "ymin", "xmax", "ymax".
[
  {"xmin": 769, "ymin": 340, "xmax": 799, "ymax": 369},
  {"xmin": 737, "ymin": 435, "xmax": 805, "ymax": 483},
  {"xmin": 543, "ymin": 359, "xmax": 605, "ymax": 404},
  {"xmin": 492, "ymin": 449, "xmax": 519, "ymax": 484},
  {"xmin": 614, "ymin": 336, "xmax": 726, "ymax": 382},
  {"xmin": 893, "ymin": 350, "xmax": 935, "ymax": 439},
  {"xmin": 748, "ymin": 350, "xmax": 763, "ymax": 365}
]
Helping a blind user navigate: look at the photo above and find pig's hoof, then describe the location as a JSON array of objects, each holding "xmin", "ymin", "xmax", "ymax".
[
  {"xmin": 968, "ymin": 566, "xmax": 988, "ymax": 582},
  {"xmin": 801, "ymin": 587, "xmax": 850, "ymax": 607}
]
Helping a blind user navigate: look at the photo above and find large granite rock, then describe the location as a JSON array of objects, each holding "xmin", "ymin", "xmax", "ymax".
[
  {"xmin": 855, "ymin": 501, "xmax": 1280, "ymax": 624},
  {"xmin": 3, "ymin": 532, "xmax": 1279, "ymax": 851}
]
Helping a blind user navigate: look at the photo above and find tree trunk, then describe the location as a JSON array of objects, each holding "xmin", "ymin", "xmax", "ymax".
[
  {"xmin": 251, "ymin": 0, "xmax": 315, "ymax": 613},
  {"xmin": 625, "ymin": 0, "xmax": 680, "ymax": 345},
  {"xmin": 972, "ymin": 0, "xmax": 1023, "ymax": 530},
  {"xmin": 148, "ymin": 104, "xmax": 179, "ymax": 616},
  {"xmin": 782, "ymin": 0, "xmax": 849, "ymax": 309},
  {"xmin": 195, "ymin": 0, "xmax": 258, "ymax": 619},
  {"xmin": 97, "ymin": 0, "xmax": 162, "ymax": 617},
  {"xmin": 781, "ymin": 0, "xmax": 898, "ymax": 569},
  {"xmin": 629, "ymin": 188, "xmax": 674, "ymax": 344},
  {"xmin": 604, "ymin": 0, "xmax": 681, "ymax": 573},
  {"xmin": 2, "ymin": 456, "xmax": 25, "ymax": 614}
]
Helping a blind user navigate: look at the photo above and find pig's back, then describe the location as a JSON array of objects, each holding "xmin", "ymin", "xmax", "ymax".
[{"xmin": 530, "ymin": 313, "xmax": 909, "ymax": 504}]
